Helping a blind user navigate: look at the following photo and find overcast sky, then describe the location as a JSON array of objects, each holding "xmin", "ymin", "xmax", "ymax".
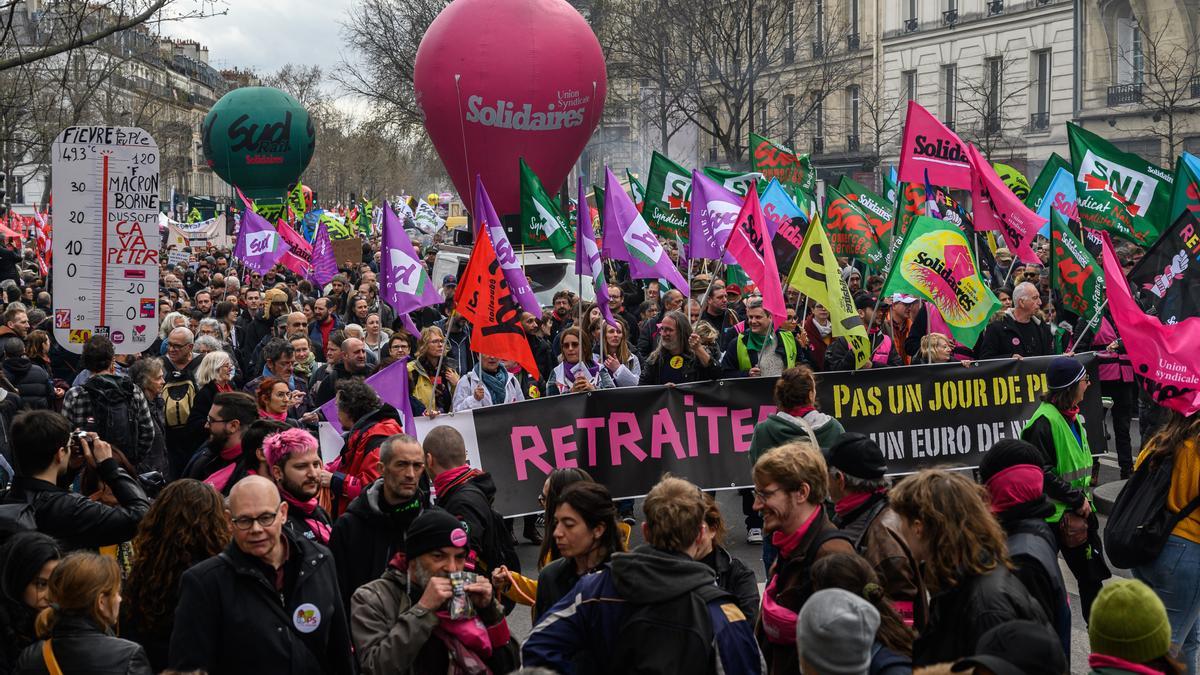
[{"xmin": 157, "ymin": 0, "xmax": 355, "ymax": 83}]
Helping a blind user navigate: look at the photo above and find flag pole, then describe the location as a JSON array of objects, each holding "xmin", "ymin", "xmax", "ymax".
[
  {"xmin": 1068, "ymin": 300, "xmax": 1107, "ymax": 354},
  {"xmin": 431, "ymin": 309, "xmax": 455, "ymax": 413}
]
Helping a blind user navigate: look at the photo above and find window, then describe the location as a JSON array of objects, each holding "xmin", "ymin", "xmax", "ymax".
[
  {"xmin": 815, "ymin": 0, "xmax": 824, "ymax": 48},
  {"xmin": 849, "ymin": 0, "xmax": 859, "ymax": 35},
  {"xmin": 985, "ymin": 56, "xmax": 1003, "ymax": 130},
  {"xmin": 758, "ymin": 101, "xmax": 768, "ymax": 131},
  {"xmin": 908, "ymin": 0, "xmax": 917, "ymax": 20},
  {"xmin": 903, "ymin": 70, "xmax": 918, "ymax": 103},
  {"xmin": 848, "ymin": 85, "xmax": 860, "ymax": 137},
  {"xmin": 1032, "ymin": 50, "xmax": 1051, "ymax": 116},
  {"xmin": 1114, "ymin": 9, "xmax": 1143, "ymax": 85},
  {"xmin": 786, "ymin": 3, "xmax": 795, "ymax": 57},
  {"xmin": 785, "ymin": 94, "xmax": 796, "ymax": 144},
  {"xmin": 814, "ymin": 97, "xmax": 824, "ymax": 136},
  {"xmin": 941, "ymin": 64, "xmax": 957, "ymax": 128}
]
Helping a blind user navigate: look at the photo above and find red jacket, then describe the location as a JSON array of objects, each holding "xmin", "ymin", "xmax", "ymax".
[{"xmin": 328, "ymin": 405, "xmax": 403, "ymax": 517}]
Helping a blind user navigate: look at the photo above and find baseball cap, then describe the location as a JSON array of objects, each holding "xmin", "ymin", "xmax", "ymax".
[
  {"xmin": 890, "ymin": 293, "xmax": 918, "ymax": 304},
  {"xmin": 442, "ymin": 274, "xmax": 457, "ymax": 287}
]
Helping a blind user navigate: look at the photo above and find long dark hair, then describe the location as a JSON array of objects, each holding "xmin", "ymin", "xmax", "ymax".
[
  {"xmin": 555, "ymin": 482, "xmax": 625, "ymax": 567},
  {"xmin": 811, "ymin": 552, "xmax": 914, "ymax": 657},
  {"xmin": 0, "ymin": 532, "xmax": 62, "ymax": 654},
  {"xmin": 537, "ymin": 467, "xmax": 595, "ymax": 567},
  {"xmin": 123, "ymin": 480, "xmax": 230, "ymax": 637}
]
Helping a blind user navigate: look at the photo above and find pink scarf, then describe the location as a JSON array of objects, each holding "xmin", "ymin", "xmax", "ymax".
[
  {"xmin": 835, "ymin": 489, "xmax": 886, "ymax": 518},
  {"xmin": 204, "ymin": 465, "xmax": 255, "ymax": 494},
  {"xmin": 281, "ymin": 491, "xmax": 330, "ymax": 544},
  {"xmin": 770, "ymin": 503, "xmax": 821, "ymax": 558},
  {"xmin": 260, "ymin": 408, "xmax": 288, "ymax": 422},
  {"xmin": 1087, "ymin": 653, "xmax": 1164, "ymax": 675},
  {"xmin": 985, "ymin": 464, "xmax": 1044, "ymax": 514},
  {"xmin": 783, "ymin": 405, "xmax": 815, "ymax": 419},
  {"xmin": 1061, "ymin": 405, "xmax": 1081, "ymax": 424},
  {"xmin": 219, "ymin": 442, "xmax": 242, "ymax": 461},
  {"xmin": 434, "ymin": 465, "xmax": 481, "ymax": 500}
]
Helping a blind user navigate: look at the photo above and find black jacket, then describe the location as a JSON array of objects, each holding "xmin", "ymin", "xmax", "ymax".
[
  {"xmin": 1, "ymin": 358, "xmax": 51, "ymax": 411},
  {"xmin": 435, "ymin": 470, "xmax": 510, "ymax": 575},
  {"xmin": 0, "ymin": 460, "xmax": 149, "ymax": 550},
  {"xmin": 824, "ymin": 333, "xmax": 903, "ymax": 371},
  {"xmin": 168, "ymin": 528, "xmax": 355, "ymax": 675},
  {"xmin": 913, "ymin": 563, "xmax": 1049, "ymax": 665},
  {"xmin": 976, "ymin": 311, "xmax": 1053, "ymax": 360},
  {"xmin": 997, "ymin": 499, "xmax": 1069, "ymax": 637},
  {"xmin": 328, "ymin": 479, "xmax": 424, "ymax": 613},
  {"xmin": 639, "ymin": 350, "xmax": 721, "ymax": 385},
  {"xmin": 16, "ymin": 615, "xmax": 150, "ymax": 674},
  {"xmin": 704, "ymin": 545, "xmax": 760, "ymax": 625},
  {"xmin": 1021, "ymin": 416, "xmax": 1088, "ymax": 511}
]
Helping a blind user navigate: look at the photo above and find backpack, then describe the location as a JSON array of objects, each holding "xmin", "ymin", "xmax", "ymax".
[
  {"xmin": 162, "ymin": 375, "xmax": 196, "ymax": 430},
  {"xmin": 608, "ymin": 582, "xmax": 732, "ymax": 674},
  {"xmin": 81, "ymin": 377, "xmax": 139, "ymax": 459},
  {"xmin": 1104, "ymin": 450, "xmax": 1200, "ymax": 569}
]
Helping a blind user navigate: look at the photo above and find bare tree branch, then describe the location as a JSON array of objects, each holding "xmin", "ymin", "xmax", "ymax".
[{"xmin": 0, "ymin": 0, "xmax": 168, "ymax": 72}]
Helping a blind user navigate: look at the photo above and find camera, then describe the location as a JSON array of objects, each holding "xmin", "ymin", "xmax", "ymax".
[{"xmin": 69, "ymin": 430, "xmax": 89, "ymax": 456}]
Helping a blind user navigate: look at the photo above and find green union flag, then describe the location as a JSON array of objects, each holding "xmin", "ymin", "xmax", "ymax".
[
  {"xmin": 1068, "ymin": 123, "xmax": 1171, "ymax": 246},
  {"xmin": 749, "ymin": 132, "xmax": 814, "ymax": 196},
  {"xmin": 702, "ymin": 166, "xmax": 763, "ymax": 197},
  {"xmin": 823, "ymin": 182, "xmax": 884, "ymax": 266},
  {"xmin": 627, "ymin": 170, "xmax": 645, "ymax": 210},
  {"xmin": 518, "ymin": 159, "xmax": 574, "ymax": 258},
  {"xmin": 1049, "ymin": 211, "xmax": 1104, "ymax": 327},
  {"xmin": 1169, "ymin": 153, "xmax": 1200, "ymax": 224},
  {"xmin": 882, "ymin": 216, "xmax": 1001, "ymax": 347},
  {"xmin": 837, "ymin": 176, "xmax": 895, "ymax": 255},
  {"xmin": 642, "ymin": 151, "xmax": 691, "ymax": 240}
]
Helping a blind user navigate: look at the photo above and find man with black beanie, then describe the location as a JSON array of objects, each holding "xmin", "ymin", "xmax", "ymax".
[
  {"xmin": 350, "ymin": 508, "xmax": 518, "ymax": 675},
  {"xmin": 826, "ymin": 433, "xmax": 926, "ymax": 629},
  {"xmin": 979, "ymin": 439, "xmax": 1072, "ymax": 659}
]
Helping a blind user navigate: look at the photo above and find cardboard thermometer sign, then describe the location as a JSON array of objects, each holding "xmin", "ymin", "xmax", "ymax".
[{"xmin": 52, "ymin": 126, "xmax": 160, "ymax": 354}]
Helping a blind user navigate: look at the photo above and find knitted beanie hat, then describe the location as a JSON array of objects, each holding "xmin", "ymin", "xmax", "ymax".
[{"xmin": 1088, "ymin": 579, "xmax": 1172, "ymax": 664}]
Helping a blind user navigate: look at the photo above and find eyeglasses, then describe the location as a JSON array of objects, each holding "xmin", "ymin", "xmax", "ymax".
[
  {"xmin": 231, "ymin": 506, "xmax": 281, "ymax": 530},
  {"xmin": 167, "ymin": 342, "xmax": 191, "ymax": 350},
  {"xmin": 751, "ymin": 486, "xmax": 784, "ymax": 501},
  {"xmin": 206, "ymin": 416, "xmax": 230, "ymax": 425}
]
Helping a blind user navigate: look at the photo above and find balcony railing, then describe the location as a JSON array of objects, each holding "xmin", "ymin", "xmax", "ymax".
[
  {"xmin": 904, "ymin": 17, "xmax": 918, "ymax": 32},
  {"xmin": 783, "ymin": 46, "xmax": 795, "ymax": 64},
  {"xmin": 812, "ymin": 137, "xmax": 825, "ymax": 155},
  {"xmin": 1028, "ymin": 112, "xmax": 1050, "ymax": 132},
  {"xmin": 1191, "ymin": 75, "xmax": 1200, "ymax": 99},
  {"xmin": 942, "ymin": 9, "xmax": 958, "ymax": 25},
  {"xmin": 987, "ymin": 0, "xmax": 1004, "ymax": 15},
  {"xmin": 846, "ymin": 33, "xmax": 860, "ymax": 50},
  {"xmin": 1107, "ymin": 83, "xmax": 1143, "ymax": 106},
  {"xmin": 944, "ymin": 119, "xmax": 956, "ymax": 131},
  {"xmin": 812, "ymin": 41, "xmax": 824, "ymax": 58},
  {"xmin": 708, "ymin": 147, "xmax": 719, "ymax": 162},
  {"xmin": 982, "ymin": 113, "xmax": 1001, "ymax": 134},
  {"xmin": 847, "ymin": 135, "xmax": 861, "ymax": 152}
]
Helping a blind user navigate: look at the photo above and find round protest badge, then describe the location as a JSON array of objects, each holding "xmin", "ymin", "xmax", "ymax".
[
  {"xmin": 293, "ymin": 603, "xmax": 321, "ymax": 634},
  {"xmin": 1012, "ymin": 337, "xmax": 1021, "ymax": 346},
  {"xmin": 450, "ymin": 528, "xmax": 468, "ymax": 547},
  {"xmin": 670, "ymin": 355, "xmax": 684, "ymax": 369},
  {"xmin": 528, "ymin": 385, "xmax": 540, "ymax": 399}
]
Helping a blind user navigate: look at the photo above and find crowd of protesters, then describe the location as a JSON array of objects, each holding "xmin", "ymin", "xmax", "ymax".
[{"xmin": 0, "ymin": 223, "xmax": 1191, "ymax": 675}]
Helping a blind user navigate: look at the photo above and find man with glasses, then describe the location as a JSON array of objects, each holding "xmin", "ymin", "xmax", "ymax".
[
  {"xmin": 169, "ymin": 475, "xmax": 355, "ymax": 675},
  {"xmin": 978, "ymin": 281, "xmax": 1054, "ymax": 360},
  {"xmin": 329, "ymin": 433, "xmax": 427, "ymax": 612},
  {"xmin": 244, "ymin": 338, "xmax": 311, "ymax": 417},
  {"xmin": 751, "ymin": 442, "xmax": 854, "ymax": 673},
  {"xmin": 161, "ymin": 327, "xmax": 202, "ymax": 474},
  {"xmin": 182, "ymin": 391, "xmax": 257, "ymax": 480}
]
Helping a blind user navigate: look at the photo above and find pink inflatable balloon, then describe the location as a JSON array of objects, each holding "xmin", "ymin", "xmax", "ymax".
[{"xmin": 414, "ymin": 0, "xmax": 606, "ymax": 217}]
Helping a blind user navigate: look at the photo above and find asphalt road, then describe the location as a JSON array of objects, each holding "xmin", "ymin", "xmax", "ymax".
[{"xmin": 504, "ymin": 414, "xmax": 1141, "ymax": 674}]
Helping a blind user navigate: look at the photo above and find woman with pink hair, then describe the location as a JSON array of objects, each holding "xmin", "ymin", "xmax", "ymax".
[{"xmin": 263, "ymin": 428, "xmax": 332, "ymax": 544}]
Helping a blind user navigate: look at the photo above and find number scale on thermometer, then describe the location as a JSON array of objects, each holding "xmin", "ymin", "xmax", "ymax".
[{"xmin": 51, "ymin": 126, "xmax": 161, "ymax": 355}]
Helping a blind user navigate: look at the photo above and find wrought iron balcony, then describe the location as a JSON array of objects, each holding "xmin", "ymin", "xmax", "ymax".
[
  {"xmin": 1028, "ymin": 112, "xmax": 1050, "ymax": 132},
  {"xmin": 783, "ymin": 47, "xmax": 795, "ymax": 64},
  {"xmin": 904, "ymin": 17, "xmax": 918, "ymax": 32},
  {"xmin": 847, "ymin": 33, "xmax": 860, "ymax": 50},
  {"xmin": 1107, "ymin": 83, "xmax": 1143, "ymax": 106},
  {"xmin": 847, "ymin": 135, "xmax": 861, "ymax": 151},
  {"xmin": 1191, "ymin": 75, "xmax": 1200, "ymax": 99},
  {"xmin": 812, "ymin": 41, "xmax": 825, "ymax": 58},
  {"xmin": 812, "ymin": 137, "xmax": 825, "ymax": 154},
  {"xmin": 987, "ymin": 0, "xmax": 1004, "ymax": 15},
  {"xmin": 942, "ymin": 9, "xmax": 958, "ymax": 25}
]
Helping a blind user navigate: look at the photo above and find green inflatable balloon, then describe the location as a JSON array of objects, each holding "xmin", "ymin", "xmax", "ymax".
[{"xmin": 202, "ymin": 87, "xmax": 315, "ymax": 199}]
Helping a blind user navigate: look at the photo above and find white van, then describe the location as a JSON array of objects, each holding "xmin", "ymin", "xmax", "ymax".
[{"xmin": 431, "ymin": 245, "xmax": 596, "ymax": 310}]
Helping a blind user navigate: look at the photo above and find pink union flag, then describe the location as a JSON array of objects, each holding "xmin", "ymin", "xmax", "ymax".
[
  {"xmin": 1099, "ymin": 232, "xmax": 1200, "ymax": 415},
  {"xmin": 968, "ymin": 144, "xmax": 1043, "ymax": 265},
  {"xmin": 898, "ymin": 101, "xmax": 974, "ymax": 190},
  {"xmin": 726, "ymin": 183, "xmax": 786, "ymax": 327}
]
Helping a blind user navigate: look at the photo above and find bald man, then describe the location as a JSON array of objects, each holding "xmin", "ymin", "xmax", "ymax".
[
  {"xmin": 285, "ymin": 311, "xmax": 308, "ymax": 338},
  {"xmin": 169, "ymin": 475, "xmax": 354, "ymax": 675}
]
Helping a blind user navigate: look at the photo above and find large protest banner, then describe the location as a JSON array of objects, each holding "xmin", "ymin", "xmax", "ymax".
[{"xmin": 416, "ymin": 354, "xmax": 1103, "ymax": 515}]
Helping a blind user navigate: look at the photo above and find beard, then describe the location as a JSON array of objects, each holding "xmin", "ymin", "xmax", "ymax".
[
  {"xmin": 280, "ymin": 474, "xmax": 319, "ymax": 501},
  {"xmin": 660, "ymin": 334, "xmax": 680, "ymax": 352}
]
